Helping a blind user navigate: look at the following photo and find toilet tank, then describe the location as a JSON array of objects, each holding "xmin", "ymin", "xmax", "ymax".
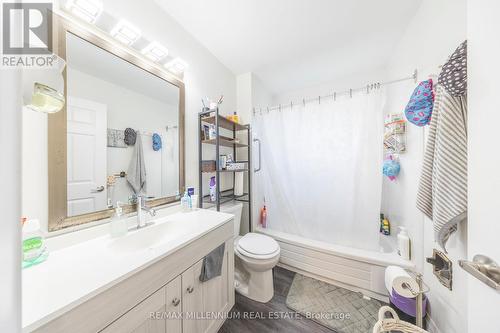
[{"xmin": 219, "ymin": 202, "xmax": 243, "ymax": 237}]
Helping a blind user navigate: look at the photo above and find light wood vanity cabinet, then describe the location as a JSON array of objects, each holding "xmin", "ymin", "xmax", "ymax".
[
  {"xmin": 34, "ymin": 220, "xmax": 234, "ymax": 333},
  {"xmin": 101, "ymin": 246, "xmax": 230, "ymax": 333}
]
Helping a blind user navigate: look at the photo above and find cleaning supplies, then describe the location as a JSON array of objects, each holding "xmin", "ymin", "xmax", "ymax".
[
  {"xmin": 397, "ymin": 227, "xmax": 411, "ymax": 260},
  {"xmin": 187, "ymin": 186, "xmax": 197, "ymax": 208},
  {"xmin": 209, "ymin": 176, "xmax": 217, "ymax": 202},
  {"xmin": 22, "ymin": 219, "xmax": 48, "ymax": 269},
  {"xmin": 181, "ymin": 191, "xmax": 192, "ymax": 212},
  {"xmin": 110, "ymin": 202, "xmax": 127, "ymax": 237},
  {"xmin": 380, "ymin": 214, "xmax": 391, "ymax": 235},
  {"xmin": 260, "ymin": 202, "xmax": 267, "ymax": 228}
]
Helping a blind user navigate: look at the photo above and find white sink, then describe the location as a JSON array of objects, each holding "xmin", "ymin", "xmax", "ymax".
[{"xmin": 107, "ymin": 216, "xmax": 197, "ymax": 253}]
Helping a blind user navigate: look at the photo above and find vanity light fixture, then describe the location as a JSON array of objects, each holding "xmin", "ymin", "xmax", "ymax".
[
  {"xmin": 141, "ymin": 42, "xmax": 169, "ymax": 62},
  {"xmin": 110, "ymin": 20, "xmax": 141, "ymax": 46},
  {"xmin": 164, "ymin": 57, "xmax": 189, "ymax": 74},
  {"xmin": 65, "ymin": 0, "xmax": 103, "ymax": 23}
]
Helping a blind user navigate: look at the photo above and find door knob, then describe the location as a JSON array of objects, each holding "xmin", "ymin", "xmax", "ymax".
[
  {"xmin": 459, "ymin": 254, "xmax": 500, "ymax": 291},
  {"xmin": 91, "ymin": 185, "xmax": 105, "ymax": 193},
  {"xmin": 186, "ymin": 286, "xmax": 194, "ymax": 293},
  {"xmin": 171, "ymin": 298, "xmax": 180, "ymax": 306}
]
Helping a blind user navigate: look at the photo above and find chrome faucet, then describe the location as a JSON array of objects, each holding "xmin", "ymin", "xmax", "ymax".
[{"xmin": 136, "ymin": 196, "xmax": 156, "ymax": 229}]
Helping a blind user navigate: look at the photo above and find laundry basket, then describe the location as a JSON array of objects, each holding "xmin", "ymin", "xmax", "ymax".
[{"xmin": 373, "ymin": 306, "xmax": 430, "ymax": 333}]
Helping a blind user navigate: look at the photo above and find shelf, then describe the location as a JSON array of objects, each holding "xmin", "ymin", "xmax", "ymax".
[
  {"xmin": 202, "ymin": 169, "xmax": 249, "ymax": 173},
  {"xmin": 201, "ymin": 115, "xmax": 248, "ymax": 131},
  {"xmin": 202, "ymin": 191, "xmax": 250, "ymax": 206},
  {"xmin": 202, "ymin": 138, "xmax": 248, "ymax": 148}
]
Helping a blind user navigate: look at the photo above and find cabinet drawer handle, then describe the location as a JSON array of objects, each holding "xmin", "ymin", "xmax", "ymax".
[
  {"xmin": 186, "ymin": 286, "xmax": 194, "ymax": 293},
  {"xmin": 172, "ymin": 298, "xmax": 180, "ymax": 307}
]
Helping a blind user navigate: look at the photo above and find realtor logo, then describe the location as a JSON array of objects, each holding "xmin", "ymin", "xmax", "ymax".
[{"xmin": 1, "ymin": 2, "xmax": 56, "ymax": 68}]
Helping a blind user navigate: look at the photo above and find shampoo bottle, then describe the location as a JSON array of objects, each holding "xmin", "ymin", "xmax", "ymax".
[
  {"xmin": 397, "ymin": 227, "xmax": 411, "ymax": 260},
  {"xmin": 260, "ymin": 201, "xmax": 267, "ymax": 228}
]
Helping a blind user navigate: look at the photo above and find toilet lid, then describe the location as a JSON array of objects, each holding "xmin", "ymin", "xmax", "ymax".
[{"xmin": 237, "ymin": 233, "xmax": 279, "ymax": 256}]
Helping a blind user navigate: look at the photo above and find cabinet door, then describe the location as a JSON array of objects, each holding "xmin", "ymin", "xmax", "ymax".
[
  {"xmin": 181, "ymin": 245, "xmax": 230, "ymax": 333},
  {"xmin": 100, "ymin": 287, "xmax": 166, "ymax": 333},
  {"xmin": 165, "ymin": 276, "xmax": 182, "ymax": 333},
  {"xmin": 201, "ymin": 246, "xmax": 229, "ymax": 333},
  {"xmin": 181, "ymin": 260, "xmax": 205, "ymax": 333}
]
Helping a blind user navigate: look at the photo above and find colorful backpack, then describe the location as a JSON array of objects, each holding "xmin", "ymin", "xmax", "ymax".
[{"xmin": 404, "ymin": 79, "xmax": 434, "ymax": 126}]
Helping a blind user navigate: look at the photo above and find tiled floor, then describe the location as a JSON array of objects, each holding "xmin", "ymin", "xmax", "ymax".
[{"xmin": 218, "ymin": 266, "xmax": 336, "ymax": 333}]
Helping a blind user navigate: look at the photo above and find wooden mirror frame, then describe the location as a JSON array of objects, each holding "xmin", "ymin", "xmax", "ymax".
[{"xmin": 48, "ymin": 14, "xmax": 185, "ymax": 231}]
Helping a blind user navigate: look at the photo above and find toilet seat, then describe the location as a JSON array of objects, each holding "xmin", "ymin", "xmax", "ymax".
[{"xmin": 236, "ymin": 233, "xmax": 280, "ymax": 259}]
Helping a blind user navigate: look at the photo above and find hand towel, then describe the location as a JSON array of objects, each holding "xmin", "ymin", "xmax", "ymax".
[
  {"xmin": 199, "ymin": 243, "xmax": 225, "ymax": 282},
  {"xmin": 416, "ymin": 85, "xmax": 467, "ymax": 252},
  {"xmin": 126, "ymin": 132, "xmax": 147, "ymax": 194}
]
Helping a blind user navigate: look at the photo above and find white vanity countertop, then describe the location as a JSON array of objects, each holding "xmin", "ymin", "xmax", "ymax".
[{"xmin": 22, "ymin": 208, "xmax": 234, "ymax": 332}]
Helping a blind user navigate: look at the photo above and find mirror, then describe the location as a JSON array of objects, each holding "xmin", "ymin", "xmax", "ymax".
[
  {"xmin": 44, "ymin": 15, "xmax": 185, "ymax": 231},
  {"xmin": 65, "ymin": 32, "xmax": 179, "ymax": 216}
]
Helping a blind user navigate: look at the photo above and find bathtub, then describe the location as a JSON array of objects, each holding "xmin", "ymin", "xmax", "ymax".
[{"xmin": 255, "ymin": 227, "xmax": 415, "ymax": 302}]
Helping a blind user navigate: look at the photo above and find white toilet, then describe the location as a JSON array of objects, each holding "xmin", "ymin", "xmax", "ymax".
[{"xmin": 221, "ymin": 202, "xmax": 280, "ymax": 303}]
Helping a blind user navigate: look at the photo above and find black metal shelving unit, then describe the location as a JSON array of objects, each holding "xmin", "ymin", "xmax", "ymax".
[{"xmin": 198, "ymin": 107, "xmax": 252, "ymax": 232}]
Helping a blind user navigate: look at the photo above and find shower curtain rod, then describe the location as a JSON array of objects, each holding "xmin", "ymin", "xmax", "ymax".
[{"xmin": 253, "ymin": 69, "xmax": 418, "ymax": 115}]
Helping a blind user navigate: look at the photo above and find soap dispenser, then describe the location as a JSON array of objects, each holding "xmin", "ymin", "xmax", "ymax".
[
  {"xmin": 110, "ymin": 202, "xmax": 127, "ymax": 237},
  {"xmin": 397, "ymin": 226, "xmax": 411, "ymax": 260}
]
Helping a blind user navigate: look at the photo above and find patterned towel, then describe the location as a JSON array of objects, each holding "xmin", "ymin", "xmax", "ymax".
[{"xmin": 416, "ymin": 85, "xmax": 467, "ymax": 252}]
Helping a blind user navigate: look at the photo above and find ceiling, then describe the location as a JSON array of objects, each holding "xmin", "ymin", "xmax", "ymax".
[
  {"xmin": 154, "ymin": 0, "xmax": 422, "ymax": 94},
  {"xmin": 66, "ymin": 32, "xmax": 179, "ymax": 104}
]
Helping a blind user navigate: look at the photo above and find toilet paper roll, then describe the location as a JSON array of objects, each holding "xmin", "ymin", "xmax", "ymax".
[
  {"xmin": 384, "ymin": 266, "xmax": 411, "ymax": 295},
  {"xmin": 392, "ymin": 276, "xmax": 420, "ymax": 298},
  {"xmin": 234, "ymin": 172, "xmax": 244, "ymax": 196}
]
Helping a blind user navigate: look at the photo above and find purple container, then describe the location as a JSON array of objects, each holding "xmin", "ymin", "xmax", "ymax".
[{"xmin": 390, "ymin": 288, "xmax": 428, "ymax": 318}]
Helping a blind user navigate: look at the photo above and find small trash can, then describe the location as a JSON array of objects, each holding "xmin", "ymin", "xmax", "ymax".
[{"xmin": 389, "ymin": 289, "xmax": 428, "ymax": 329}]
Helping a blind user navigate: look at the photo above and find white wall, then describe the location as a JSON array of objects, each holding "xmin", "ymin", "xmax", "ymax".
[
  {"xmin": 383, "ymin": 1, "xmax": 467, "ymax": 332},
  {"xmin": 236, "ymin": 73, "xmax": 273, "ymax": 233},
  {"xmin": 271, "ymin": 68, "xmax": 387, "ymax": 107},
  {"xmin": 0, "ymin": 69, "xmax": 22, "ymax": 333}
]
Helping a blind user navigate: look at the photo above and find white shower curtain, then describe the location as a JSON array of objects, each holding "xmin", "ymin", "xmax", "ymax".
[{"xmin": 254, "ymin": 90, "xmax": 385, "ymax": 250}]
